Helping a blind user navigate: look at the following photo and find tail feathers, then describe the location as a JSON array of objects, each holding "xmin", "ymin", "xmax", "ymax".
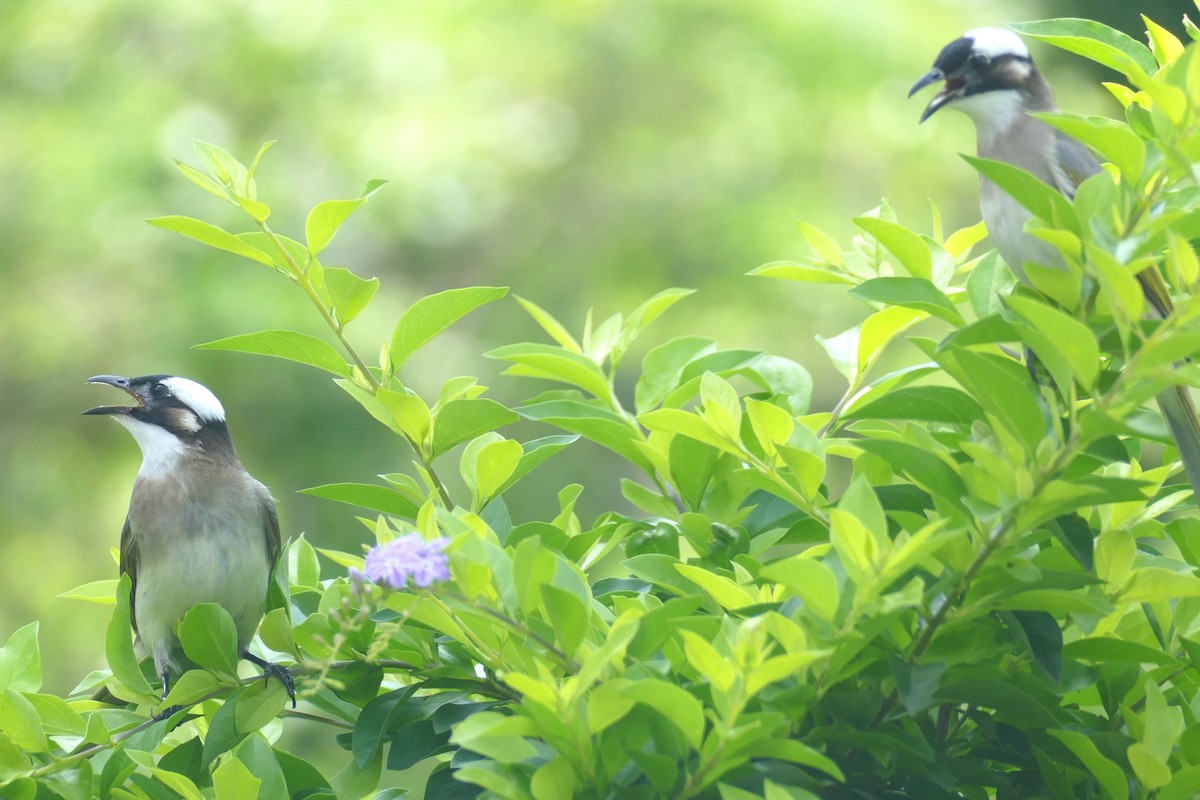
[{"xmin": 1158, "ymin": 385, "xmax": 1200, "ymax": 499}]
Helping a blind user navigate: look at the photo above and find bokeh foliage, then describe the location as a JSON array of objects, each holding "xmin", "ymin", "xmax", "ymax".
[
  {"xmin": 2, "ymin": 0, "xmax": 1146, "ymax": 703},
  {"xmin": 5, "ymin": 11, "xmax": 1200, "ymax": 797}
]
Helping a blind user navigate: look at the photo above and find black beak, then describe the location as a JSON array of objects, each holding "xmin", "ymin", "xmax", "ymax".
[
  {"xmin": 909, "ymin": 67, "xmax": 958, "ymax": 123},
  {"xmin": 83, "ymin": 375, "xmax": 141, "ymax": 416}
]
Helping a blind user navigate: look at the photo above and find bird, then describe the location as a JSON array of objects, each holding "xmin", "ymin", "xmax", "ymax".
[
  {"xmin": 84, "ymin": 374, "xmax": 295, "ymax": 710},
  {"xmin": 909, "ymin": 26, "xmax": 1200, "ymax": 498}
]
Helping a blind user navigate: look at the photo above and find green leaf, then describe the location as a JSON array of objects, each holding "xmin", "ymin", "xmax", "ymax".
[
  {"xmin": 0, "ymin": 623, "xmax": 40, "ymax": 693},
  {"xmin": 160, "ymin": 669, "xmax": 224, "ymax": 709},
  {"xmin": 679, "ymin": 630, "xmax": 735, "ymax": 693},
  {"xmin": 235, "ymin": 737, "xmax": 289, "ymax": 800},
  {"xmin": 214, "ymin": 756, "xmax": 261, "ymax": 800},
  {"xmin": 853, "ymin": 217, "xmax": 933, "ymax": 279},
  {"xmin": 178, "ymin": 604, "xmax": 240, "ymax": 678},
  {"xmin": 966, "ymin": 252, "xmax": 1014, "ymax": 318},
  {"xmin": 306, "ymin": 198, "xmax": 366, "ymax": 256},
  {"xmin": 392, "ymin": 286, "xmax": 508, "ymax": 369},
  {"xmin": 323, "ymin": 267, "xmax": 380, "ymax": 327},
  {"xmin": 1005, "ymin": 294, "xmax": 1099, "ymax": 389},
  {"xmin": 846, "ymin": 385, "xmax": 984, "ymax": 425},
  {"xmin": 635, "ymin": 336, "xmax": 715, "ymax": 414},
  {"xmin": 461, "ymin": 435, "xmax": 523, "ymax": 506},
  {"xmin": 105, "ymin": 574, "xmax": 155, "ymax": 700},
  {"xmin": 195, "ymin": 330, "xmax": 351, "ymax": 377},
  {"xmin": 748, "ymin": 260, "xmax": 855, "ymax": 285},
  {"xmin": 57, "ymin": 579, "xmax": 119, "ymax": 605},
  {"xmin": 498, "ymin": 435, "xmax": 579, "ymax": 495},
  {"xmin": 353, "ymin": 688, "xmax": 416, "ymax": 769},
  {"xmin": 760, "ymin": 557, "xmax": 839, "ymax": 622},
  {"xmin": 517, "ymin": 400, "xmax": 653, "ymax": 473},
  {"xmin": 935, "ymin": 346, "xmax": 1046, "ymax": 453},
  {"xmin": 962, "ymin": 156, "xmax": 1078, "ymax": 235},
  {"xmin": 1036, "ymin": 113, "xmax": 1144, "ymax": 182},
  {"xmin": 540, "ymin": 584, "xmax": 589, "ymax": 657},
  {"xmin": 300, "ymin": 483, "xmax": 419, "ymax": 519},
  {"xmin": 1047, "ymin": 729, "xmax": 1128, "ymax": 800},
  {"xmin": 235, "ymin": 679, "xmax": 289, "ymax": 734},
  {"xmin": 431, "ymin": 398, "xmax": 519, "ymax": 456},
  {"xmin": 171, "ymin": 158, "xmax": 232, "ymax": 204},
  {"xmin": 378, "ymin": 389, "xmax": 432, "ymax": 444},
  {"xmin": 487, "ymin": 342, "xmax": 611, "ymax": 399},
  {"xmin": 850, "ymin": 277, "xmax": 963, "ymax": 325},
  {"xmin": 612, "ymin": 287, "xmax": 696, "ymax": 367},
  {"xmin": 515, "ymin": 295, "xmax": 581, "ymax": 352},
  {"xmin": 146, "ymin": 216, "xmax": 275, "ymax": 267},
  {"xmin": 675, "ymin": 564, "xmax": 756, "ymax": 609},
  {"xmin": 639, "ymin": 408, "xmax": 740, "ymax": 456},
  {"xmin": 620, "ymin": 679, "xmax": 704, "ymax": 750},
  {"xmin": 1008, "ymin": 19, "xmax": 1158, "ymax": 77}
]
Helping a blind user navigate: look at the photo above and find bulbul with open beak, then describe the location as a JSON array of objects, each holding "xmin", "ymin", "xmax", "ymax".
[
  {"xmin": 910, "ymin": 27, "xmax": 1200, "ymax": 497},
  {"xmin": 84, "ymin": 374, "xmax": 295, "ymax": 709}
]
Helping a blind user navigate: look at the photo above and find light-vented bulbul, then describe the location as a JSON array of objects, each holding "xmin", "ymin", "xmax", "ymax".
[
  {"xmin": 910, "ymin": 27, "xmax": 1200, "ymax": 497},
  {"xmin": 85, "ymin": 374, "xmax": 295, "ymax": 707}
]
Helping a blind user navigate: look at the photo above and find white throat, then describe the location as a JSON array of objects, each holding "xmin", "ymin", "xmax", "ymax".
[
  {"xmin": 950, "ymin": 89, "xmax": 1026, "ymax": 149},
  {"xmin": 113, "ymin": 416, "xmax": 186, "ymax": 479}
]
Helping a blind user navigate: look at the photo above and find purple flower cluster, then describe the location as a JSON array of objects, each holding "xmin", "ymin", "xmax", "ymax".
[{"xmin": 361, "ymin": 534, "xmax": 451, "ymax": 589}]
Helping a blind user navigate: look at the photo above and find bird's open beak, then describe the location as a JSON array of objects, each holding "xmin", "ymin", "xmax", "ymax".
[
  {"xmin": 909, "ymin": 68, "xmax": 963, "ymax": 123},
  {"xmin": 83, "ymin": 375, "xmax": 142, "ymax": 416}
]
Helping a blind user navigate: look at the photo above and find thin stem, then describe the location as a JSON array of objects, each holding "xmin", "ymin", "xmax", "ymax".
[
  {"xmin": 440, "ymin": 590, "xmax": 579, "ymax": 672},
  {"xmin": 257, "ymin": 221, "xmax": 454, "ymax": 509},
  {"xmin": 280, "ymin": 710, "xmax": 354, "ymax": 730}
]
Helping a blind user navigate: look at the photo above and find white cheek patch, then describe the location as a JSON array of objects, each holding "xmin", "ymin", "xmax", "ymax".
[
  {"xmin": 966, "ymin": 27, "xmax": 1029, "ymax": 60},
  {"xmin": 165, "ymin": 407, "xmax": 201, "ymax": 433},
  {"xmin": 163, "ymin": 377, "xmax": 225, "ymax": 423},
  {"xmin": 113, "ymin": 416, "xmax": 186, "ymax": 479}
]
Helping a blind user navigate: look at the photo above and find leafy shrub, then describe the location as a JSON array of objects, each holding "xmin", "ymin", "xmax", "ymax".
[{"xmin": 6, "ymin": 14, "xmax": 1200, "ymax": 800}]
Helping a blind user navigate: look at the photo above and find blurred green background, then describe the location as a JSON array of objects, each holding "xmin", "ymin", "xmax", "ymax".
[{"xmin": 0, "ymin": 0, "xmax": 1185, "ymax": 716}]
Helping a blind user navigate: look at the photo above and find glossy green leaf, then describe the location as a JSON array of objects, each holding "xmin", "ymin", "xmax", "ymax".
[
  {"xmin": 300, "ymin": 483, "xmax": 419, "ymax": 518},
  {"xmin": 853, "ymin": 217, "xmax": 933, "ymax": 279},
  {"xmin": 178, "ymin": 604, "xmax": 240, "ymax": 678},
  {"xmin": 214, "ymin": 756, "xmax": 261, "ymax": 800},
  {"xmin": 105, "ymin": 574, "xmax": 155, "ymax": 700},
  {"xmin": 146, "ymin": 215, "xmax": 275, "ymax": 267},
  {"xmin": 850, "ymin": 277, "xmax": 963, "ymax": 325},
  {"xmin": 392, "ymin": 286, "xmax": 508, "ymax": 369},
  {"xmin": 431, "ymin": 398, "xmax": 519, "ymax": 456},
  {"xmin": 846, "ymin": 385, "xmax": 984, "ymax": 425},
  {"xmin": 195, "ymin": 330, "xmax": 351, "ymax": 377},
  {"xmin": 306, "ymin": 198, "xmax": 366, "ymax": 256},
  {"xmin": 323, "ymin": 267, "xmax": 380, "ymax": 326},
  {"xmin": 0, "ymin": 623, "xmax": 40, "ymax": 694},
  {"xmin": 620, "ymin": 679, "xmax": 704, "ymax": 750},
  {"xmin": 1009, "ymin": 18, "xmax": 1158, "ymax": 76},
  {"xmin": 487, "ymin": 342, "xmax": 611, "ymax": 399}
]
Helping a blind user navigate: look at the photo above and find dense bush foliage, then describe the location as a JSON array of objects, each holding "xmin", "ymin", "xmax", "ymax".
[{"xmin": 5, "ymin": 14, "xmax": 1200, "ymax": 800}]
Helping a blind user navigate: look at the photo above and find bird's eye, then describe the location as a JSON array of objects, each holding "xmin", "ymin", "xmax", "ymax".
[
  {"xmin": 969, "ymin": 53, "xmax": 990, "ymax": 69},
  {"xmin": 150, "ymin": 383, "xmax": 168, "ymax": 398}
]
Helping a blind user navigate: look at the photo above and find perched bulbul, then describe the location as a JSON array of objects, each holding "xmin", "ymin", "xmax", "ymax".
[
  {"xmin": 84, "ymin": 374, "xmax": 294, "ymax": 708},
  {"xmin": 910, "ymin": 27, "xmax": 1200, "ymax": 497}
]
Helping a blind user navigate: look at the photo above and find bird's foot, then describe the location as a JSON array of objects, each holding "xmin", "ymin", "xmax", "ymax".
[
  {"xmin": 153, "ymin": 704, "xmax": 185, "ymax": 722},
  {"xmin": 244, "ymin": 652, "xmax": 297, "ymax": 708}
]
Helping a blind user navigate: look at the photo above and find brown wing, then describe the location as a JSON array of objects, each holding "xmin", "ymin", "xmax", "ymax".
[
  {"xmin": 262, "ymin": 492, "xmax": 282, "ymax": 575},
  {"xmin": 119, "ymin": 515, "xmax": 140, "ymax": 636}
]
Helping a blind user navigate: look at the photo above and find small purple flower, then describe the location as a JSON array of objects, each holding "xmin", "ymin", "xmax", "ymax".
[{"xmin": 362, "ymin": 534, "xmax": 451, "ymax": 589}]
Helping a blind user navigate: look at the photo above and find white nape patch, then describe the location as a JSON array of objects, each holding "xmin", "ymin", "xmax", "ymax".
[
  {"xmin": 113, "ymin": 416, "xmax": 186, "ymax": 479},
  {"xmin": 966, "ymin": 27, "xmax": 1029, "ymax": 60},
  {"xmin": 164, "ymin": 377, "xmax": 225, "ymax": 422},
  {"xmin": 949, "ymin": 88, "xmax": 1026, "ymax": 146}
]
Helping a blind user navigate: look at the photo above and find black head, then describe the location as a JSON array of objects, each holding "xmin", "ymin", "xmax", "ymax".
[
  {"xmin": 909, "ymin": 27, "xmax": 1035, "ymax": 122},
  {"xmin": 84, "ymin": 374, "xmax": 228, "ymax": 439}
]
